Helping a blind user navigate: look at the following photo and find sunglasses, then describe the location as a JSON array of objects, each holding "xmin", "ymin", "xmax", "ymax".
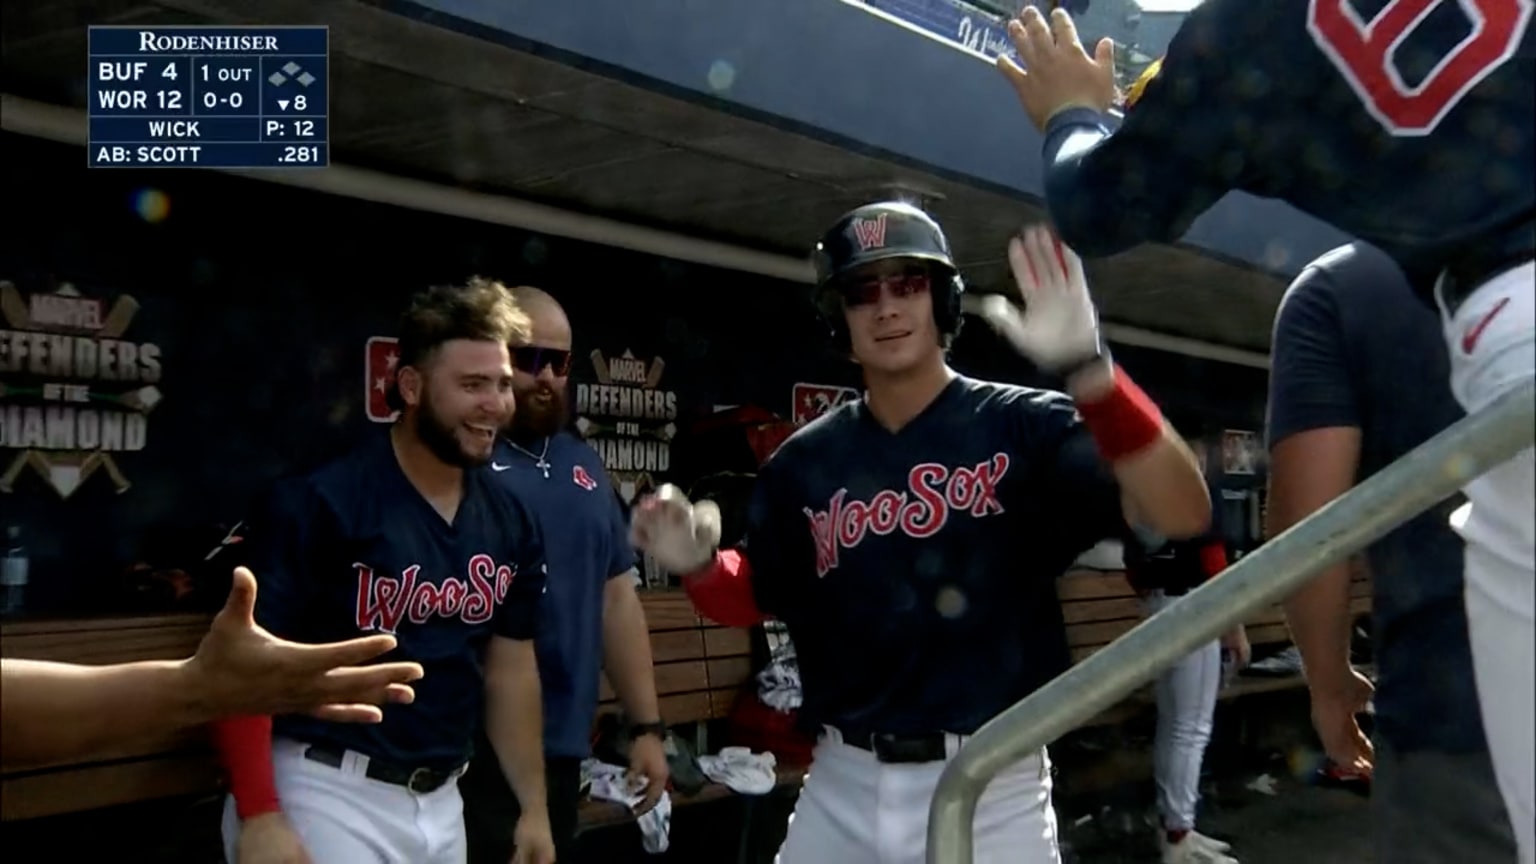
[
  {"xmin": 839, "ymin": 270, "xmax": 932, "ymax": 307},
  {"xmin": 512, "ymin": 346, "xmax": 573, "ymax": 377}
]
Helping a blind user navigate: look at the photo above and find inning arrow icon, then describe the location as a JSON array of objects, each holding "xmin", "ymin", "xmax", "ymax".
[{"xmin": 277, "ymin": 99, "xmax": 290, "ymax": 110}]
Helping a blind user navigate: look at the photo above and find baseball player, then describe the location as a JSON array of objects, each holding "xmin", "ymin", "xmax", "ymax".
[
  {"xmin": 1268, "ymin": 243, "xmax": 1519, "ymax": 864},
  {"xmin": 462, "ymin": 286, "xmax": 669, "ymax": 864},
  {"xmin": 630, "ymin": 202, "xmax": 1212, "ymax": 863},
  {"xmin": 997, "ymin": 6, "xmax": 1533, "ymax": 858},
  {"xmin": 0, "ymin": 568, "xmax": 423, "ymax": 771},
  {"xmin": 1122, "ymin": 471, "xmax": 1246, "ymax": 864},
  {"xmin": 213, "ymin": 279, "xmax": 557, "ymax": 864}
]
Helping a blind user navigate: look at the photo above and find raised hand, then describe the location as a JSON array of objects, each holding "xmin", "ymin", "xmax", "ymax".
[
  {"xmin": 963, "ymin": 224, "xmax": 1103, "ymax": 373},
  {"xmin": 187, "ymin": 567, "xmax": 423, "ymax": 723},
  {"xmin": 629, "ymin": 484, "xmax": 721, "ymax": 575},
  {"xmin": 997, "ymin": 5, "xmax": 1118, "ymax": 130}
]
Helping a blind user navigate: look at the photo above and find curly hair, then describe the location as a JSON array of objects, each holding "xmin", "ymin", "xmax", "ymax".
[{"xmin": 386, "ymin": 277, "xmax": 531, "ymax": 412}]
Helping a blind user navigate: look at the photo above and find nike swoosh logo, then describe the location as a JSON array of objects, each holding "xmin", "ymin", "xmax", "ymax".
[
  {"xmin": 1462, "ymin": 297, "xmax": 1511, "ymax": 355},
  {"xmin": 491, "ymin": 462, "xmax": 512, "ymax": 472}
]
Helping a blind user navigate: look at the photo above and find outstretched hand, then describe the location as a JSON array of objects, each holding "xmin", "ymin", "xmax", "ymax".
[
  {"xmin": 962, "ymin": 224, "xmax": 1103, "ymax": 373},
  {"xmin": 997, "ymin": 5, "xmax": 1118, "ymax": 130},
  {"xmin": 186, "ymin": 567, "xmax": 423, "ymax": 723}
]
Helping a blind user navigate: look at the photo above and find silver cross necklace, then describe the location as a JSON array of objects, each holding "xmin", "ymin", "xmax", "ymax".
[{"xmin": 505, "ymin": 437, "xmax": 552, "ymax": 479}]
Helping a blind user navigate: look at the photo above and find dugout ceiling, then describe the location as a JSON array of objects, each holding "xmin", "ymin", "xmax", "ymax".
[{"xmin": 0, "ymin": 0, "xmax": 1351, "ymax": 352}]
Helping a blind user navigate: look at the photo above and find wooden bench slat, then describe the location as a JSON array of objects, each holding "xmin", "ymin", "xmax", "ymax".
[
  {"xmin": 1060, "ymin": 596, "xmax": 1143, "ymax": 624},
  {"xmin": 0, "ymin": 752, "xmax": 221, "ymax": 822},
  {"xmin": 647, "ymin": 630, "xmax": 706, "ymax": 663},
  {"xmin": 641, "ymin": 594, "xmax": 701, "ymax": 630},
  {"xmin": 1, "ymin": 728, "xmax": 206, "ymax": 776},
  {"xmin": 703, "ymin": 627, "xmax": 751, "ymax": 657},
  {"xmin": 706, "ymin": 657, "xmax": 752, "ymax": 689},
  {"xmin": 1066, "ymin": 619, "xmax": 1143, "ymax": 648},
  {"xmin": 1057, "ymin": 572, "xmax": 1136, "ymax": 601}
]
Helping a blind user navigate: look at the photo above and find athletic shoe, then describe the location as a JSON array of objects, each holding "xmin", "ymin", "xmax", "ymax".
[{"xmin": 1161, "ymin": 832, "xmax": 1239, "ymax": 863}]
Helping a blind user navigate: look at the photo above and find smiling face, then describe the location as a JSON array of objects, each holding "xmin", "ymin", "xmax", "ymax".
[
  {"xmin": 839, "ymin": 258, "xmax": 944, "ymax": 376},
  {"xmin": 398, "ymin": 338, "xmax": 514, "ymax": 467}
]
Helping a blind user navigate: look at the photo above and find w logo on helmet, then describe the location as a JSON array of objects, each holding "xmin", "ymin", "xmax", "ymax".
[{"xmin": 851, "ymin": 214, "xmax": 888, "ymax": 252}]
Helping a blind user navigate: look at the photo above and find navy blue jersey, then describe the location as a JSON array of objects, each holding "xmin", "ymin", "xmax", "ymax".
[
  {"xmin": 1267, "ymin": 243, "xmax": 1487, "ymax": 752},
  {"xmin": 486, "ymin": 433, "xmax": 636, "ymax": 758},
  {"xmin": 252, "ymin": 430, "xmax": 547, "ymax": 770},
  {"xmin": 742, "ymin": 376, "xmax": 1124, "ymax": 738},
  {"xmin": 1042, "ymin": 0, "xmax": 1534, "ymax": 296},
  {"xmin": 1122, "ymin": 481, "xmax": 1225, "ymax": 595}
]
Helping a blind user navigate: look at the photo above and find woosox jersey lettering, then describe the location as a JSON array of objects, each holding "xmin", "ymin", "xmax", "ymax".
[
  {"xmin": 804, "ymin": 455, "xmax": 1011, "ymax": 577},
  {"xmin": 745, "ymin": 377, "xmax": 1125, "ymax": 739},
  {"xmin": 251, "ymin": 431, "xmax": 548, "ymax": 771}
]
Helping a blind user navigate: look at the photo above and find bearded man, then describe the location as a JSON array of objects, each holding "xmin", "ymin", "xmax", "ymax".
[{"xmin": 461, "ymin": 286, "xmax": 669, "ymax": 864}]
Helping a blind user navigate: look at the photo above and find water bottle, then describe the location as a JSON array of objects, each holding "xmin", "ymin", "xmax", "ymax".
[{"xmin": 1, "ymin": 526, "xmax": 29, "ymax": 615}]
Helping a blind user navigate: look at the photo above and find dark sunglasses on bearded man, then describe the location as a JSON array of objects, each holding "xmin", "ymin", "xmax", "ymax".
[{"xmin": 512, "ymin": 346, "xmax": 574, "ymax": 377}]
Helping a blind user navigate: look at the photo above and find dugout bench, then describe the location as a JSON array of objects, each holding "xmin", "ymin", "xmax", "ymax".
[
  {"xmin": 1060, "ymin": 562, "xmax": 1374, "ymax": 727},
  {"xmin": 0, "ymin": 591, "xmax": 809, "ymax": 832},
  {"xmin": 0, "ymin": 570, "xmax": 1372, "ymax": 846}
]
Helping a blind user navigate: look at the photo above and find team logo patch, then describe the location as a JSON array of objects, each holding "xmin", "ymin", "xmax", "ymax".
[
  {"xmin": 803, "ymin": 454, "xmax": 1010, "ymax": 578},
  {"xmin": 572, "ymin": 464, "xmax": 598, "ymax": 491},
  {"xmin": 851, "ymin": 213, "xmax": 889, "ymax": 252},
  {"xmin": 365, "ymin": 336, "xmax": 400, "ymax": 424},
  {"xmin": 792, "ymin": 382, "xmax": 859, "ymax": 427},
  {"xmin": 353, "ymin": 554, "xmax": 514, "ymax": 633}
]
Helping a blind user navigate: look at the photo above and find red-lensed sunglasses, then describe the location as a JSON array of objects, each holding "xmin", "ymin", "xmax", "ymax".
[
  {"xmin": 838, "ymin": 270, "xmax": 932, "ymax": 307},
  {"xmin": 512, "ymin": 346, "xmax": 573, "ymax": 376}
]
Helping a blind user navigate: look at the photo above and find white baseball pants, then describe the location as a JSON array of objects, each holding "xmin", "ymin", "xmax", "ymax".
[
  {"xmin": 1143, "ymin": 590, "xmax": 1222, "ymax": 832},
  {"xmin": 221, "ymin": 737, "xmax": 469, "ymax": 864},
  {"xmin": 1439, "ymin": 261, "xmax": 1535, "ymax": 864},
  {"xmin": 775, "ymin": 727, "xmax": 1060, "ymax": 864}
]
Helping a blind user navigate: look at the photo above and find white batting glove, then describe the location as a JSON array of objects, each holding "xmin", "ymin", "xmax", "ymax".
[
  {"xmin": 962, "ymin": 224, "xmax": 1103, "ymax": 372},
  {"xmin": 629, "ymin": 484, "xmax": 722, "ymax": 575}
]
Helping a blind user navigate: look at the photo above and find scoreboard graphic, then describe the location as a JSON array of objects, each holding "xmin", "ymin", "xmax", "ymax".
[{"xmin": 87, "ymin": 26, "xmax": 329, "ymax": 169}]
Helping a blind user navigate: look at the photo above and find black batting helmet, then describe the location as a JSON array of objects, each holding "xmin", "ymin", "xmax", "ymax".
[{"xmin": 812, "ymin": 201, "xmax": 965, "ymax": 351}]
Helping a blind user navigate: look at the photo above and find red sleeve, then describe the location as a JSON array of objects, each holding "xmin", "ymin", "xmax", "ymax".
[
  {"xmin": 211, "ymin": 715, "xmax": 280, "ymax": 819},
  {"xmin": 683, "ymin": 550, "xmax": 766, "ymax": 628},
  {"xmin": 1199, "ymin": 540, "xmax": 1229, "ymax": 580}
]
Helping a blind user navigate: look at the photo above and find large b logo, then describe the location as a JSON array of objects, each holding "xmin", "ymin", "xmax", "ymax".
[{"xmin": 1307, "ymin": 0, "xmax": 1533, "ymax": 136}]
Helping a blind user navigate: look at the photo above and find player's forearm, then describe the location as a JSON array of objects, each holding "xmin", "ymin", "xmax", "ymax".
[
  {"xmin": 682, "ymin": 549, "xmax": 765, "ymax": 628},
  {"xmin": 1279, "ymin": 561, "xmax": 1355, "ymax": 692},
  {"xmin": 602, "ymin": 576, "xmax": 662, "ymax": 723},
  {"xmin": 1069, "ymin": 363, "xmax": 1210, "ymax": 538},
  {"xmin": 0, "ymin": 658, "xmax": 210, "ymax": 770},
  {"xmin": 1269, "ymin": 464, "xmax": 1356, "ymax": 693},
  {"xmin": 486, "ymin": 641, "xmax": 548, "ymax": 815},
  {"xmin": 1042, "ymin": 110, "xmax": 1168, "ymax": 258}
]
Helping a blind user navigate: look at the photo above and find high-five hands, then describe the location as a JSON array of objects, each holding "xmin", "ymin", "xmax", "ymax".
[
  {"xmin": 630, "ymin": 484, "xmax": 722, "ymax": 575},
  {"xmin": 190, "ymin": 567, "xmax": 423, "ymax": 723},
  {"xmin": 962, "ymin": 225, "xmax": 1104, "ymax": 374},
  {"xmin": 997, "ymin": 5, "xmax": 1118, "ymax": 131}
]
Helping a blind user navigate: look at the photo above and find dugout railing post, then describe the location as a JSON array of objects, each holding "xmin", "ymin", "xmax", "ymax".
[{"xmin": 927, "ymin": 380, "xmax": 1536, "ymax": 864}]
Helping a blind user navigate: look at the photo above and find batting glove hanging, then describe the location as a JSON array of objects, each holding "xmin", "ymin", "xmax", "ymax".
[
  {"xmin": 963, "ymin": 225, "xmax": 1105, "ymax": 373},
  {"xmin": 630, "ymin": 484, "xmax": 722, "ymax": 575}
]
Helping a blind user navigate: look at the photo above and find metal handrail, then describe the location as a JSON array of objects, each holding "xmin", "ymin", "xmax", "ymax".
[{"xmin": 927, "ymin": 379, "xmax": 1536, "ymax": 864}]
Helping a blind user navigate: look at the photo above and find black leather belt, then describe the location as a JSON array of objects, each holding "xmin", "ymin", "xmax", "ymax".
[
  {"xmin": 302, "ymin": 743, "xmax": 463, "ymax": 794},
  {"xmin": 840, "ymin": 730, "xmax": 952, "ymax": 764}
]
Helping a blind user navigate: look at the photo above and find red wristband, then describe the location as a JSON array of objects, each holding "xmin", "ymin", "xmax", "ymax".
[
  {"xmin": 212, "ymin": 715, "xmax": 280, "ymax": 819},
  {"xmin": 1074, "ymin": 366, "xmax": 1165, "ymax": 462},
  {"xmin": 1199, "ymin": 541, "xmax": 1229, "ymax": 580}
]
